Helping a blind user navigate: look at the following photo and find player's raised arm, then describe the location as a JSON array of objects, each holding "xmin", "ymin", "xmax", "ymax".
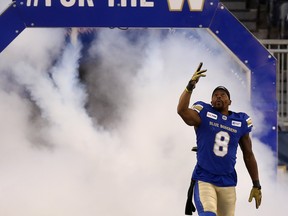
[{"xmin": 177, "ymin": 62, "xmax": 207, "ymax": 126}]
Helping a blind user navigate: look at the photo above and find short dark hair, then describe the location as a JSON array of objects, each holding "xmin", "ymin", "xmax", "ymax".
[{"xmin": 212, "ymin": 86, "xmax": 230, "ymax": 99}]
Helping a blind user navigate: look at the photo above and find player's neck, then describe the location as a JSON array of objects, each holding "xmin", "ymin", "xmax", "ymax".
[
  {"xmin": 221, "ymin": 110, "xmax": 230, "ymax": 116},
  {"xmin": 214, "ymin": 107, "xmax": 230, "ymax": 116}
]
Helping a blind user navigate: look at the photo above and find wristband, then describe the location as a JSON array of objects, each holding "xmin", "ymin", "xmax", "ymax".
[
  {"xmin": 253, "ymin": 180, "xmax": 261, "ymax": 189},
  {"xmin": 186, "ymin": 81, "xmax": 195, "ymax": 92}
]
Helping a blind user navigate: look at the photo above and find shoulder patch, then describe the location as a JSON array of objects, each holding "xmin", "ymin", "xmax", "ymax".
[
  {"xmin": 192, "ymin": 104, "xmax": 203, "ymax": 113},
  {"xmin": 246, "ymin": 117, "xmax": 253, "ymax": 127}
]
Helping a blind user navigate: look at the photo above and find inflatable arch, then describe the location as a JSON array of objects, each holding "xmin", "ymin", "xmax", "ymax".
[{"xmin": 0, "ymin": 0, "xmax": 277, "ymax": 152}]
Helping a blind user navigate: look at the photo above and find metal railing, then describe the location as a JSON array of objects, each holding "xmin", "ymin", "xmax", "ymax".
[{"xmin": 260, "ymin": 39, "xmax": 288, "ymax": 130}]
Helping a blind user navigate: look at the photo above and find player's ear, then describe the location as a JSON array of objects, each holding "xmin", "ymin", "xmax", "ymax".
[{"xmin": 229, "ymin": 100, "xmax": 232, "ymax": 105}]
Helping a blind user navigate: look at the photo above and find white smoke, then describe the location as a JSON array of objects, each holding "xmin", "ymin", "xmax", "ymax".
[
  {"xmin": 0, "ymin": 0, "xmax": 11, "ymax": 14},
  {"xmin": 0, "ymin": 26, "xmax": 286, "ymax": 216}
]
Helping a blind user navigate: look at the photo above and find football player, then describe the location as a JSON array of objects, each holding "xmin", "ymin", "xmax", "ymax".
[{"xmin": 177, "ymin": 63, "xmax": 262, "ymax": 216}]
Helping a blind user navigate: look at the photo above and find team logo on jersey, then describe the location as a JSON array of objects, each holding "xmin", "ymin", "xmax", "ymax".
[
  {"xmin": 222, "ymin": 115, "xmax": 227, "ymax": 120},
  {"xmin": 232, "ymin": 120, "xmax": 242, "ymax": 127},
  {"xmin": 207, "ymin": 111, "xmax": 217, "ymax": 120}
]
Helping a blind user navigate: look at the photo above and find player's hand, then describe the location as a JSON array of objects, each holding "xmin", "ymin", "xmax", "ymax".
[
  {"xmin": 191, "ymin": 62, "xmax": 207, "ymax": 83},
  {"xmin": 186, "ymin": 62, "xmax": 207, "ymax": 92},
  {"xmin": 248, "ymin": 187, "xmax": 262, "ymax": 209}
]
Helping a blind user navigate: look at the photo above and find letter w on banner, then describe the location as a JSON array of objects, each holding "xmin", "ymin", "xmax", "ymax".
[{"xmin": 167, "ymin": 0, "xmax": 205, "ymax": 11}]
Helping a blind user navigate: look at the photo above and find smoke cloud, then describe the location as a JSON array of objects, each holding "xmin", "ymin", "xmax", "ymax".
[
  {"xmin": 0, "ymin": 0, "xmax": 10, "ymax": 13},
  {"xmin": 0, "ymin": 24, "xmax": 286, "ymax": 216}
]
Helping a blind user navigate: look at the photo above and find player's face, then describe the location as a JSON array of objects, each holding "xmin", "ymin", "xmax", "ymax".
[{"xmin": 211, "ymin": 90, "xmax": 231, "ymax": 112}]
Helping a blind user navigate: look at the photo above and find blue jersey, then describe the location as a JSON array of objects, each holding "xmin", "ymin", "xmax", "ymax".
[{"xmin": 191, "ymin": 101, "xmax": 253, "ymax": 187}]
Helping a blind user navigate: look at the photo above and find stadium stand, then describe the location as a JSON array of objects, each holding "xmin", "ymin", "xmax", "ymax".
[{"xmin": 221, "ymin": 0, "xmax": 288, "ymax": 39}]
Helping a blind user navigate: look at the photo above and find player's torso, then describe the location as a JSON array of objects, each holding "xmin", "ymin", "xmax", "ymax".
[{"xmin": 195, "ymin": 103, "xmax": 246, "ymax": 175}]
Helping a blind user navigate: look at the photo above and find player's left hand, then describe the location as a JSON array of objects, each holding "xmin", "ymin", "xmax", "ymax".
[{"xmin": 248, "ymin": 187, "xmax": 262, "ymax": 209}]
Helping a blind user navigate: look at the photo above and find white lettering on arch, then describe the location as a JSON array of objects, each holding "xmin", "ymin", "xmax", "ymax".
[
  {"xmin": 27, "ymin": 0, "xmax": 52, "ymax": 6},
  {"xmin": 108, "ymin": 0, "xmax": 154, "ymax": 7},
  {"xmin": 26, "ymin": 0, "xmax": 94, "ymax": 7},
  {"xmin": 167, "ymin": 0, "xmax": 205, "ymax": 11}
]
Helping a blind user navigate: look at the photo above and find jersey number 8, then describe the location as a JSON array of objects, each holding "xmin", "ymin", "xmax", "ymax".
[{"xmin": 213, "ymin": 131, "xmax": 230, "ymax": 157}]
